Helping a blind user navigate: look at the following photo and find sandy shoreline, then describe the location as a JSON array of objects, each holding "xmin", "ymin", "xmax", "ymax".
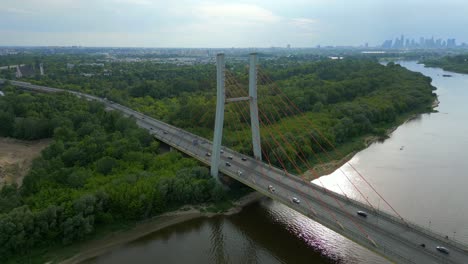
[{"xmin": 59, "ymin": 192, "xmax": 264, "ymax": 264}]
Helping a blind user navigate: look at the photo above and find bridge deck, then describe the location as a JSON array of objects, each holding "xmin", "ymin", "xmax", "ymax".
[{"xmin": 5, "ymin": 79, "xmax": 468, "ymax": 264}]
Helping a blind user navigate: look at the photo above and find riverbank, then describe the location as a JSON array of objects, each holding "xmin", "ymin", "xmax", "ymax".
[
  {"xmin": 59, "ymin": 191, "xmax": 264, "ymax": 264},
  {"xmin": 421, "ymin": 59, "xmax": 468, "ymax": 74},
  {"xmin": 307, "ymin": 96, "xmax": 439, "ymax": 179}
]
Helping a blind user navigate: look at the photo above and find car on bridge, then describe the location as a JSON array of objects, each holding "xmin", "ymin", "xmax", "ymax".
[
  {"xmin": 291, "ymin": 197, "xmax": 300, "ymax": 204},
  {"xmin": 436, "ymin": 246, "xmax": 450, "ymax": 254},
  {"xmin": 237, "ymin": 170, "xmax": 243, "ymax": 176},
  {"xmin": 228, "ymin": 155, "xmax": 233, "ymax": 160},
  {"xmin": 225, "ymin": 162, "xmax": 231, "ymax": 167},
  {"xmin": 241, "ymin": 157, "xmax": 247, "ymax": 161},
  {"xmin": 268, "ymin": 185, "xmax": 275, "ymax": 192},
  {"xmin": 206, "ymin": 152, "xmax": 211, "ymax": 157},
  {"xmin": 357, "ymin": 211, "xmax": 368, "ymax": 218}
]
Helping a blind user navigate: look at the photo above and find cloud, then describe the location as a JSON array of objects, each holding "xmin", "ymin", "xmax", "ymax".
[
  {"xmin": 0, "ymin": 0, "xmax": 321, "ymax": 47},
  {"xmin": 0, "ymin": 7, "xmax": 34, "ymax": 15},
  {"xmin": 110, "ymin": 0, "xmax": 154, "ymax": 6},
  {"xmin": 290, "ymin": 18, "xmax": 317, "ymax": 27},
  {"xmin": 195, "ymin": 3, "xmax": 281, "ymax": 24}
]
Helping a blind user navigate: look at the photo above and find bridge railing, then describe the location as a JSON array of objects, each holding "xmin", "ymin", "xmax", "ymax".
[
  {"xmin": 250, "ymin": 160, "xmax": 468, "ymax": 252},
  {"xmin": 307, "ymin": 178, "xmax": 468, "ymax": 252}
]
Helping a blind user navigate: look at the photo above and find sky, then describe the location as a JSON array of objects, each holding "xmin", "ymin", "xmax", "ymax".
[{"xmin": 1, "ymin": 0, "xmax": 467, "ymax": 48}]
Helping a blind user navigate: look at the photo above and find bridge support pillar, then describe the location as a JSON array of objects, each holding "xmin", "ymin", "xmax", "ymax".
[
  {"xmin": 249, "ymin": 53, "xmax": 262, "ymax": 161},
  {"xmin": 211, "ymin": 53, "xmax": 226, "ymax": 179},
  {"xmin": 210, "ymin": 53, "xmax": 262, "ymax": 179}
]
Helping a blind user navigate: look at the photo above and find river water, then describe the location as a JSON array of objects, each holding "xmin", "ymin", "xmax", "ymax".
[{"xmin": 84, "ymin": 61, "xmax": 468, "ymax": 264}]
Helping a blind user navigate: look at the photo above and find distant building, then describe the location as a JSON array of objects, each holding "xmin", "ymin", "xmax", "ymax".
[
  {"xmin": 381, "ymin": 40, "xmax": 393, "ymax": 49},
  {"xmin": 447, "ymin": 38, "xmax": 456, "ymax": 48},
  {"xmin": 15, "ymin": 65, "xmax": 36, "ymax": 78},
  {"xmin": 39, "ymin": 63, "xmax": 44, "ymax": 75}
]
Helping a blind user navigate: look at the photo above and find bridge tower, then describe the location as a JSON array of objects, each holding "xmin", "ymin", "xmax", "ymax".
[{"xmin": 210, "ymin": 53, "xmax": 262, "ymax": 179}]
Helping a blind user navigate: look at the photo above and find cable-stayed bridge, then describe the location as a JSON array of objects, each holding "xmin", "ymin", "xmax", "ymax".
[{"xmin": 2, "ymin": 55, "xmax": 468, "ymax": 263}]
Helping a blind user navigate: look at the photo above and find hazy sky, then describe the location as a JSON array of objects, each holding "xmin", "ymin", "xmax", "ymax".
[{"xmin": 1, "ymin": 0, "xmax": 467, "ymax": 47}]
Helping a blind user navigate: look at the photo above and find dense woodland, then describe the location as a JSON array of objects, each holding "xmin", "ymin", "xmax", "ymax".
[
  {"xmin": 422, "ymin": 54, "xmax": 468, "ymax": 74},
  {"xmin": 0, "ymin": 90, "xmax": 228, "ymax": 262},
  {"xmin": 0, "ymin": 54, "xmax": 436, "ymax": 262},
  {"xmin": 3, "ymin": 55, "xmax": 436, "ymax": 166}
]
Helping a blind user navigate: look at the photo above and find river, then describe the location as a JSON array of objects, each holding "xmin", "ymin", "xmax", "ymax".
[{"xmin": 84, "ymin": 61, "xmax": 468, "ymax": 264}]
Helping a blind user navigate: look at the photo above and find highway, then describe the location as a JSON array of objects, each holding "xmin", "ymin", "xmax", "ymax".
[{"xmin": 4, "ymin": 79, "xmax": 468, "ymax": 264}]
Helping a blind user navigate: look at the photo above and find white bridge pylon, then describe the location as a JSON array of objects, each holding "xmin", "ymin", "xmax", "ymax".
[{"xmin": 210, "ymin": 53, "xmax": 262, "ymax": 178}]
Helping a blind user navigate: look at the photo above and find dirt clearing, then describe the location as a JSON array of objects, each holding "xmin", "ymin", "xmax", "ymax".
[{"xmin": 0, "ymin": 137, "xmax": 52, "ymax": 187}]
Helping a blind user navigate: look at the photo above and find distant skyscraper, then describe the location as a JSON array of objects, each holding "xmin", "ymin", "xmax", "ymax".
[
  {"xmin": 287, "ymin": 44, "xmax": 291, "ymax": 49},
  {"xmin": 381, "ymin": 40, "xmax": 393, "ymax": 49},
  {"xmin": 383, "ymin": 35, "xmax": 458, "ymax": 49},
  {"xmin": 447, "ymin": 38, "xmax": 456, "ymax": 48}
]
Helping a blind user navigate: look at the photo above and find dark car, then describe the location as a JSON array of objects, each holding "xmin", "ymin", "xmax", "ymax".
[
  {"xmin": 225, "ymin": 162, "xmax": 231, "ymax": 167},
  {"xmin": 357, "ymin": 211, "xmax": 368, "ymax": 218},
  {"xmin": 241, "ymin": 157, "xmax": 247, "ymax": 161},
  {"xmin": 436, "ymin": 246, "xmax": 449, "ymax": 254},
  {"xmin": 206, "ymin": 152, "xmax": 211, "ymax": 157},
  {"xmin": 163, "ymin": 131, "xmax": 168, "ymax": 134}
]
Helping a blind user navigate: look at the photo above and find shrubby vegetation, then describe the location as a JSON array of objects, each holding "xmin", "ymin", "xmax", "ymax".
[
  {"xmin": 0, "ymin": 90, "xmax": 227, "ymax": 261},
  {"xmin": 422, "ymin": 54, "xmax": 468, "ymax": 74}
]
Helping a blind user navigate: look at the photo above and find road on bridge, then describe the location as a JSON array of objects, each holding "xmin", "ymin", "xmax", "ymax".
[{"xmin": 5, "ymin": 79, "xmax": 468, "ymax": 264}]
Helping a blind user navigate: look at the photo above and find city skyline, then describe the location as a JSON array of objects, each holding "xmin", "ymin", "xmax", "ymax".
[{"xmin": 1, "ymin": 0, "xmax": 468, "ymax": 47}]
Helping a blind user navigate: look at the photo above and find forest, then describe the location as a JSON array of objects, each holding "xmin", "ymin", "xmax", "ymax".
[
  {"xmin": 0, "ymin": 89, "xmax": 228, "ymax": 262},
  {"xmin": 422, "ymin": 54, "xmax": 468, "ymax": 74},
  {"xmin": 3, "ymin": 55, "xmax": 436, "ymax": 167},
  {"xmin": 0, "ymin": 54, "xmax": 437, "ymax": 262}
]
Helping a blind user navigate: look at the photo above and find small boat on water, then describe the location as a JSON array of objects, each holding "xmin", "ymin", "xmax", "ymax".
[
  {"xmin": 442, "ymin": 74, "xmax": 453, "ymax": 77},
  {"xmin": 400, "ymin": 146, "xmax": 404, "ymax": 150}
]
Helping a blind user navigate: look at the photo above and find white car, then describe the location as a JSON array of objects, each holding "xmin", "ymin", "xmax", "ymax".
[
  {"xmin": 436, "ymin": 246, "xmax": 449, "ymax": 254},
  {"xmin": 291, "ymin": 197, "xmax": 300, "ymax": 204},
  {"xmin": 268, "ymin": 185, "xmax": 275, "ymax": 192}
]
